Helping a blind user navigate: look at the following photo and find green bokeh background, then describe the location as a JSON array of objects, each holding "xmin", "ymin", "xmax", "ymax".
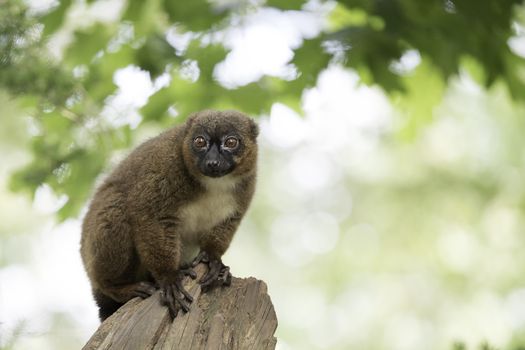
[{"xmin": 1, "ymin": 0, "xmax": 525, "ymax": 349}]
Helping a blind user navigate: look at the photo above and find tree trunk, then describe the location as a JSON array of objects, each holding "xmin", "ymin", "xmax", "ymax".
[{"xmin": 82, "ymin": 263, "xmax": 278, "ymax": 350}]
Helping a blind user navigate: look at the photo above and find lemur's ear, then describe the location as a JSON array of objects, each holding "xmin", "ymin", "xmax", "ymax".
[
  {"xmin": 248, "ymin": 118, "xmax": 259, "ymax": 139},
  {"xmin": 186, "ymin": 113, "xmax": 198, "ymax": 126}
]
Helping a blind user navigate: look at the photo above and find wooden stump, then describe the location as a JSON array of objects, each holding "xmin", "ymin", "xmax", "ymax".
[{"xmin": 83, "ymin": 264, "xmax": 278, "ymax": 350}]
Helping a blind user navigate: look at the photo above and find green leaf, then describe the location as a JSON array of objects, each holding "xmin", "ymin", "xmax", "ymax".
[
  {"xmin": 215, "ymin": 76, "xmax": 302, "ymax": 115},
  {"xmin": 218, "ymin": 81, "xmax": 275, "ymax": 115},
  {"xmin": 83, "ymin": 44, "xmax": 135, "ymax": 103},
  {"xmin": 123, "ymin": 0, "xmax": 165, "ymax": 36},
  {"xmin": 10, "ymin": 159, "xmax": 51, "ymax": 195},
  {"xmin": 328, "ymin": 3, "xmax": 367, "ymax": 32},
  {"xmin": 161, "ymin": 0, "xmax": 227, "ymax": 31},
  {"xmin": 166, "ymin": 76, "xmax": 214, "ymax": 119},
  {"xmin": 140, "ymin": 75, "xmax": 208, "ymax": 123},
  {"xmin": 141, "ymin": 85, "xmax": 176, "ymax": 122},
  {"xmin": 141, "ymin": 40, "xmax": 228, "ymax": 121},
  {"xmin": 40, "ymin": 112, "xmax": 74, "ymax": 142},
  {"xmin": 331, "ymin": 27, "xmax": 404, "ymax": 91},
  {"xmin": 56, "ymin": 148, "xmax": 106, "ymax": 220},
  {"xmin": 40, "ymin": 0, "xmax": 72, "ymax": 36},
  {"xmin": 501, "ymin": 50, "xmax": 525, "ymax": 102},
  {"xmin": 392, "ymin": 58, "xmax": 445, "ymax": 141},
  {"xmin": 263, "ymin": 77, "xmax": 302, "ymax": 113},
  {"xmin": 65, "ymin": 24, "xmax": 114, "ymax": 66},
  {"xmin": 266, "ymin": 0, "xmax": 304, "ymax": 10},
  {"xmin": 338, "ymin": 0, "xmax": 373, "ymax": 12},
  {"xmin": 292, "ymin": 37, "xmax": 332, "ymax": 88},
  {"xmin": 185, "ymin": 40, "xmax": 228, "ymax": 80},
  {"xmin": 135, "ymin": 33, "xmax": 176, "ymax": 77},
  {"xmin": 461, "ymin": 56, "xmax": 487, "ymax": 87}
]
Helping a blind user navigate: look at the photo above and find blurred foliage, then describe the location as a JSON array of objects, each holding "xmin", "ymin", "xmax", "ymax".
[
  {"xmin": 1, "ymin": 1, "xmax": 525, "ymax": 349},
  {"xmin": 0, "ymin": 1, "xmax": 74, "ymax": 105},
  {"xmin": 0, "ymin": 0, "xmax": 524, "ymax": 219},
  {"xmin": 237, "ymin": 73, "xmax": 525, "ymax": 349}
]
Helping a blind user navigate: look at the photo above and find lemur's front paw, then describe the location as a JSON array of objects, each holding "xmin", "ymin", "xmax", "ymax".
[
  {"xmin": 193, "ymin": 251, "xmax": 232, "ymax": 292},
  {"xmin": 179, "ymin": 263, "xmax": 197, "ymax": 280},
  {"xmin": 130, "ymin": 281, "xmax": 158, "ymax": 299},
  {"xmin": 191, "ymin": 250, "xmax": 210, "ymax": 267},
  {"xmin": 159, "ymin": 271, "xmax": 194, "ymax": 319},
  {"xmin": 216, "ymin": 264, "xmax": 232, "ymax": 287}
]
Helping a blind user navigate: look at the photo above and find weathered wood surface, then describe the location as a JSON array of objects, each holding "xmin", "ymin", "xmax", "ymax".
[{"xmin": 83, "ymin": 264, "xmax": 278, "ymax": 350}]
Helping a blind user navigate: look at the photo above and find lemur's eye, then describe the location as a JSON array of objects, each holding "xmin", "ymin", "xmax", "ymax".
[
  {"xmin": 224, "ymin": 137, "xmax": 239, "ymax": 149},
  {"xmin": 193, "ymin": 136, "xmax": 207, "ymax": 148}
]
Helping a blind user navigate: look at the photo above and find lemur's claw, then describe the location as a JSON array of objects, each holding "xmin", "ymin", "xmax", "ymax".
[{"xmin": 159, "ymin": 270, "xmax": 194, "ymax": 319}]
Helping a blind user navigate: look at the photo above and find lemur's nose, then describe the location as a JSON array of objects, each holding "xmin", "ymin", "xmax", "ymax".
[{"xmin": 206, "ymin": 159, "xmax": 220, "ymax": 169}]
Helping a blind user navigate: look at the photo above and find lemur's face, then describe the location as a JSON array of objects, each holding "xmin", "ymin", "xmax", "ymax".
[
  {"xmin": 182, "ymin": 110, "xmax": 259, "ymax": 179},
  {"xmin": 190, "ymin": 130, "xmax": 242, "ymax": 178}
]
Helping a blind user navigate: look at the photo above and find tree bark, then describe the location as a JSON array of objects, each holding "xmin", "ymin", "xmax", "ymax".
[{"xmin": 82, "ymin": 263, "xmax": 278, "ymax": 350}]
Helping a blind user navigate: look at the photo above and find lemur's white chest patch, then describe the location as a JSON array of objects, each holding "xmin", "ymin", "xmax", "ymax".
[{"xmin": 178, "ymin": 176, "xmax": 238, "ymax": 238}]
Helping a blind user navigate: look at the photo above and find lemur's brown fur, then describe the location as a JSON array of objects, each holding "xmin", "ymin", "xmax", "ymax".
[{"xmin": 80, "ymin": 110, "xmax": 258, "ymax": 320}]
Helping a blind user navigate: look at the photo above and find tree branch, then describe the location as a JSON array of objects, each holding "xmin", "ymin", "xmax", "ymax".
[{"xmin": 83, "ymin": 263, "xmax": 278, "ymax": 350}]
